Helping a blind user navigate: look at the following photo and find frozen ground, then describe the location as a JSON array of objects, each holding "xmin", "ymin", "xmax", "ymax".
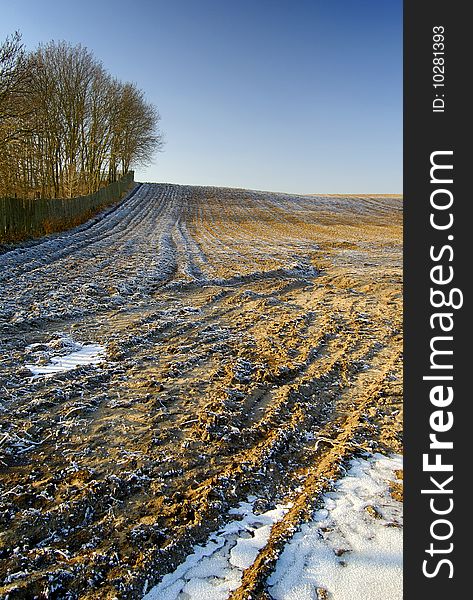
[
  {"xmin": 0, "ymin": 184, "xmax": 402, "ymax": 599},
  {"xmin": 25, "ymin": 336, "xmax": 105, "ymax": 377},
  {"xmin": 268, "ymin": 454, "xmax": 403, "ymax": 600},
  {"xmin": 142, "ymin": 454, "xmax": 402, "ymax": 600},
  {"xmin": 142, "ymin": 499, "xmax": 291, "ymax": 599}
]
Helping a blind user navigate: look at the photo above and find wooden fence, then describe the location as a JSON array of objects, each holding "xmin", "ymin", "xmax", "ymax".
[{"xmin": 0, "ymin": 172, "xmax": 135, "ymax": 243}]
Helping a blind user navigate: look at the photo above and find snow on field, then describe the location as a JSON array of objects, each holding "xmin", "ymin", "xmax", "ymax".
[
  {"xmin": 142, "ymin": 454, "xmax": 402, "ymax": 600},
  {"xmin": 142, "ymin": 499, "xmax": 292, "ymax": 599},
  {"xmin": 0, "ymin": 184, "xmax": 403, "ymax": 598},
  {"xmin": 25, "ymin": 337, "xmax": 105, "ymax": 377},
  {"xmin": 268, "ymin": 454, "xmax": 403, "ymax": 600}
]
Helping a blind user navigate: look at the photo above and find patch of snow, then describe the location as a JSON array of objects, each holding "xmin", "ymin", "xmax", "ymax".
[
  {"xmin": 268, "ymin": 453, "xmax": 403, "ymax": 600},
  {"xmin": 26, "ymin": 342, "xmax": 105, "ymax": 377},
  {"xmin": 142, "ymin": 498, "xmax": 291, "ymax": 600}
]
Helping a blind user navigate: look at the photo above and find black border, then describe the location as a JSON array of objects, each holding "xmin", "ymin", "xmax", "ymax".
[{"xmin": 404, "ymin": 1, "xmax": 467, "ymax": 596}]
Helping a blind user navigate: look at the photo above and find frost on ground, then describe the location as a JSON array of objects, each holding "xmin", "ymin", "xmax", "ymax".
[
  {"xmin": 0, "ymin": 184, "xmax": 402, "ymax": 599},
  {"xmin": 25, "ymin": 336, "xmax": 105, "ymax": 377},
  {"xmin": 142, "ymin": 499, "xmax": 291, "ymax": 599},
  {"xmin": 268, "ymin": 454, "xmax": 403, "ymax": 600},
  {"xmin": 142, "ymin": 454, "xmax": 402, "ymax": 600}
]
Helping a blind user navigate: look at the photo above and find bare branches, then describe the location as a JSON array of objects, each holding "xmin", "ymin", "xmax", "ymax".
[
  {"xmin": 108, "ymin": 82, "xmax": 164, "ymax": 182},
  {"xmin": 0, "ymin": 34, "xmax": 163, "ymax": 199},
  {"xmin": 0, "ymin": 31, "xmax": 31, "ymax": 122}
]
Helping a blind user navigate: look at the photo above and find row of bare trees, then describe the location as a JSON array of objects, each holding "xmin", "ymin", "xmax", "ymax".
[{"xmin": 0, "ymin": 32, "xmax": 163, "ymax": 199}]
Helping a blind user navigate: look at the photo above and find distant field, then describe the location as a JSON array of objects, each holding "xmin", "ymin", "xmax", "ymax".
[{"xmin": 0, "ymin": 184, "xmax": 403, "ymax": 599}]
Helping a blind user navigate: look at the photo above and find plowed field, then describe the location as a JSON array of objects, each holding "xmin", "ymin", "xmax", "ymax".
[{"xmin": 0, "ymin": 184, "xmax": 403, "ymax": 599}]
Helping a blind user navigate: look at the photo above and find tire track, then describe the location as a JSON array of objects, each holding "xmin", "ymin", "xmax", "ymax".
[{"xmin": 0, "ymin": 184, "xmax": 402, "ymax": 600}]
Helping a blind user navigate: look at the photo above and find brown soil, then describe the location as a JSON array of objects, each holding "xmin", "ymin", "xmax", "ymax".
[{"xmin": 0, "ymin": 185, "xmax": 402, "ymax": 599}]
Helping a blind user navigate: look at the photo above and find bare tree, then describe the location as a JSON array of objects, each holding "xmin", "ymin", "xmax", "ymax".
[
  {"xmin": 1, "ymin": 34, "xmax": 163, "ymax": 199},
  {"xmin": 0, "ymin": 32, "xmax": 36, "ymax": 196},
  {"xmin": 109, "ymin": 82, "xmax": 163, "ymax": 181},
  {"xmin": 0, "ymin": 32, "xmax": 32, "ymax": 124}
]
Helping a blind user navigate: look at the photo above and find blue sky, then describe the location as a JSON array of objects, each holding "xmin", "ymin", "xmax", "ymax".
[{"xmin": 1, "ymin": 0, "xmax": 402, "ymax": 193}]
